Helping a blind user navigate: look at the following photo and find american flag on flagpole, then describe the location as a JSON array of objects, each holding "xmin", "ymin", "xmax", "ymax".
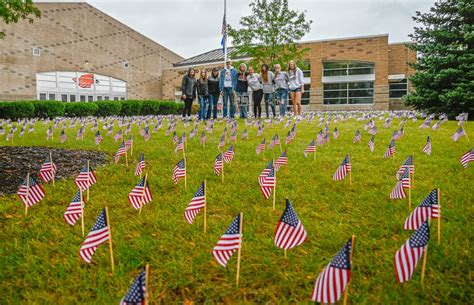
[
  {"xmin": 394, "ymin": 221, "xmax": 430, "ymax": 283},
  {"xmin": 17, "ymin": 175, "xmax": 45, "ymax": 207},
  {"xmin": 274, "ymin": 198, "xmax": 307, "ymax": 249},
  {"xmin": 383, "ymin": 140, "xmax": 396, "ymax": 158},
  {"xmin": 79, "ymin": 208, "xmax": 110, "ymax": 263},
  {"xmin": 172, "ymin": 158, "xmax": 186, "ymax": 184},
  {"xmin": 259, "ymin": 163, "xmax": 276, "ymax": 199},
  {"xmin": 404, "ymin": 189, "xmax": 439, "ymax": 230},
  {"xmin": 275, "ymin": 150, "xmax": 288, "ymax": 172},
  {"xmin": 39, "ymin": 154, "xmax": 57, "ymax": 183},
  {"xmin": 241, "ymin": 129, "xmax": 248, "ymax": 139},
  {"xmin": 368, "ymin": 135, "xmax": 375, "ymax": 152},
  {"xmin": 184, "ymin": 181, "xmax": 206, "ymax": 224},
  {"xmin": 390, "ymin": 167, "xmax": 410, "ymax": 199},
  {"xmin": 422, "ymin": 136, "xmax": 431, "ymax": 156},
  {"xmin": 396, "ymin": 155, "xmax": 415, "ymax": 179},
  {"xmin": 258, "ymin": 160, "xmax": 273, "ymax": 185},
  {"xmin": 212, "ymin": 214, "xmax": 242, "ymax": 267},
  {"xmin": 223, "ymin": 145, "xmax": 235, "ymax": 163},
  {"xmin": 60, "ymin": 130, "xmax": 67, "ymax": 143},
  {"xmin": 128, "ymin": 176, "xmax": 152, "ymax": 210},
  {"xmin": 460, "ymin": 148, "xmax": 474, "ymax": 168},
  {"xmin": 46, "ymin": 126, "xmax": 53, "ymax": 140},
  {"xmin": 114, "ymin": 130, "xmax": 123, "ymax": 142},
  {"xmin": 125, "ymin": 136, "xmax": 133, "ymax": 150},
  {"xmin": 200, "ymin": 131, "xmax": 207, "ymax": 146},
  {"xmin": 333, "ymin": 154, "xmax": 351, "ymax": 181},
  {"xmin": 353, "ymin": 130, "xmax": 361, "ymax": 143},
  {"xmin": 95, "ymin": 131, "xmax": 104, "ymax": 145},
  {"xmin": 115, "ymin": 141, "xmax": 127, "ymax": 163},
  {"xmin": 75, "ymin": 165, "xmax": 97, "ymax": 191},
  {"xmin": 268, "ymin": 134, "xmax": 280, "ymax": 150},
  {"xmin": 120, "ymin": 267, "xmax": 147, "ymax": 305},
  {"xmin": 218, "ymin": 134, "xmax": 226, "ymax": 150},
  {"xmin": 304, "ymin": 139, "xmax": 316, "ymax": 157},
  {"xmin": 451, "ymin": 127, "xmax": 466, "ymax": 142},
  {"xmin": 333, "ymin": 127, "xmax": 339, "ymax": 140},
  {"xmin": 256, "ymin": 138, "xmax": 266, "ymax": 155},
  {"xmin": 175, "ymin": 136, "xmax": 184, "ymax": 152},
  {"xmin": 311, "ymin": 238, "xmax": 353, "ymax": 304},
  {"xmin": 214, "ymin": 153, "xmax": 224, "ymax": 175},
  {"xmin": 64, "ymin": 189, "xmax": 84, "ymax": 225},
  {"xmin": 134, "ymin": 153, "xmax": 145, "ymax": 176}
]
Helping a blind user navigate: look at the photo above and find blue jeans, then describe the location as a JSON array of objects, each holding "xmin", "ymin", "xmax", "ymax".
[
  {"xmin": 236, "ymin": 92, "xmax": 249, "ymax": 119},
  {"xmin": 198, "ymin": 96, "xmax": 208, "ymax": 120},
  {"xmin": 208, "ymin": 94, "xmax": 218, "ymax": 119},
  {"xmin": 264, "ymin": 92, "xmax": 276, "ymax": 118},
  {"xmin": 275, "ymin": 88, "xmax": 288, "ymax": 116},
  {"xmin": 222, "ymin": 87, "xmax": 235, "ymax": 118}
]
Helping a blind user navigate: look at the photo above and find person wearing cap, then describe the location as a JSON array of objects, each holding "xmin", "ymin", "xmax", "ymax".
[
  {"xmin": 219, "ymin": 59, "xmax": 238, "ymax": 119},
  {"xmin": 235, "ymin": 63, "xmax": 249, "ymax": 119}
]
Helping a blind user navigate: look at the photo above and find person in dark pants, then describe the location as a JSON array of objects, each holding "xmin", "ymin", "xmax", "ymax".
[
  {"xmin": 235, "ymin": 63, "xmax": 249, "ymax": 119},
  {"xmin": 196, "ymin": 70, "xmax": 209, "ymax": 121},
  {"xmin": 247, "ymin": 66, "xmax": 263, "ymax": 119},
  {"xmin": 219, "ymin": 59, "xmax": 238, "ymax": 119},
  {"xmin": 181, "ymin": 68, "xmax": 197, "ymax": 119},
  {"xmin": 207, "ymin": 68, "xmax": 220, "ymax": 119}
]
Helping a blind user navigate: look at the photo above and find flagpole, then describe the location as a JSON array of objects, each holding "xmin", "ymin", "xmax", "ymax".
[
  {"xmin": 412, "ymin": 154, "xmax": 415, "ymax": 188},
  {"xmin": 236, "ymin": 212, "xmax": 243, "ymax": 286},
  {"xmin": 80, "ymin": 189, "xmax": 85, "ymax": 236},
  {"xmin": 184, "ymin": 158, "xmax": 187, "ymax": 190},
  {"xmin": 139, "ymin": 174, "xmax": 148, "ymax": 215},
  {"xmin": 343, "ymin": 235, "xmax": 356, "ymax": 305},
  {"xmin": 462, "ymin": 126, "xmax": 471, "ymax": 144},
  {"xmin": 50, "ymin": 151, "xmax": 55, "ymax": 186},
  {"xmin": 272, "ymin": 159, "xmax": 276, "ymax": 211},
  {"xmin": 421, "ymin": 245, "xmax": 428, "ymax": 285},
  {"xmin": 408, "ymin": 182, "xmax": 412, "ymax": 210},
  {"xmin": 223, "ymin": 0, "xmax": 227, "ymax": 63},
  {"xmin": 105, "ymin": 206, "xmax": 115, "ymax": 273},
  {"xmin": 222, "ymin": 155, "xmax": 225, "ymax": 183},
  {"xmin": 145, "ymin": 264, "xmax": 150, "ymax": 305},
  {"xmin": 349, "ymin": 153, "xmax": 352, "ymax": 187},
  {"xmin": 437, "ymin": 188, "xmax": 441, "ymax": 245},
  {"xmin": 25, "ymin": 173, "xmax": 30, "ymax": 216},
  {"xmin": 203, "ymin": 180, "xmax": 207, "ymax": 234},
  {"xmin": 87, "ymin": 160, "xmax": 90, "ymax": 202},
  {"xmin": 125, "ymin": 149, "xmax": 129, "ymax": 167}
]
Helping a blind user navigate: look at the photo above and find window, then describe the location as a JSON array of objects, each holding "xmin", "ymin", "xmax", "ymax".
[
  {"xmin": 70, "ymin": 94, "xmax": 76, "ymax": 102},
  {"xmin": 97, "ymin": 96, "xmax": 103, "ymax": 101},
  {"xmin": 39, "ymin": 93, "xmax": 47, "ymax": 100},
  {"xmin": 123, "ymin": 61, "xmax": 129, "ymax": 68},
  {"xmin": 120, "ymin": 97, "xmax": 125, "ymax": 100},
  {"xmin": 61, "ymin": 94, "xmax": 68, "ymax": 102},
  {"xmin": 80, "ymin": 95, "xmax": 86, "ymax": 102},
  {"xmin": 323, "ymin": 81, "xmax": 374, "ymax": 105},
  {"xmin": 48, "ymin": 93, "xmax": 56, "ymax": 101},
  {"xmin": 104, "ymin": 96, "xmax": 110, "ymax": 100},
  {"xmin": 114, "ymin": 97, "xmax": 119, "ymax": 100},
  {"xmin": 323, "ymin": 62, "xmax": 374, "ymax": 77},
  {"xmin": 302, "ymin": 84, "xmax": 310, "ymax": 105},
  {"xmin": 389, "ymin": 79, "xmax": 408, "ymax": 98},
  {"xmin": 88, "ymin": 95, "xmax": 93, "ymax": 102},
  {"xmin": 32, "ymin": 47, "xmax": 41, "ymax": 56}
]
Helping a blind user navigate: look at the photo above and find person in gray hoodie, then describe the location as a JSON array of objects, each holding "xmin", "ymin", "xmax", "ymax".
[
  {"xmin": 261, "ymin": 64, "xmax": 276, "ymax": 118},
  {"xmin": 273, "ymin": 63, "xmax": 289, "ymax": 116},
  {"xmin": 181, "ymin": 68, "xmax": 197, "ymax": 118},
  {"xmin": 247, "ymin": 67, "xmax": 263, "ymax": 118}
]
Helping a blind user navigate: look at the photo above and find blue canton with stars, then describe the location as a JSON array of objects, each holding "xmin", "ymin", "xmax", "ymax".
[
  {"xmin": 194, "ymin": 182, "xmax": 205, "ymax": 197},
  {"xmin": 91, "ymin": 209, "xmax": 108, "ymax": 231},
  {"xmin": 409, "ymin": 221, "xmax": 430, "ymax": 248},
  {"xmin": 122, "ymin": 269, "xmax": 146, "ymax": 303},
  {"xmin": 329, "ymin": 238, "xmax": 352, "ymax": 270},
  {"xmin": 225, "ymin": 214, "xmax": 241, "ymax": 235},
  {"xmin": 420, "ymin": 189, "xmax": 438, "ymax": 207},
  {"xmin": 281, "ymin": 199, "xmax": 300, "ymax": 227},
  {"xmin": 176, "ymin": 158, "xmax": 185, "ymax": 169}
]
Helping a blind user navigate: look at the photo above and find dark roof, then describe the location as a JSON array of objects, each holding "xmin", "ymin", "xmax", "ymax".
[{"xmin": 173, "ymin": 47, "xmax": 248, "ymax": 68}]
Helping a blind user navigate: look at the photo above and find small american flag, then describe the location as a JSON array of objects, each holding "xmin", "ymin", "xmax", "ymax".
[
  {"xmin": 114, "ymin": 130, "xmax": 123, "ymax": 142},
  {"xmin": 241, "ymin": 129, "xmax": 249, "ymax": 140},
  {"xmin": 432, "ymin": 121, "xmax": 441, "ymax": 130},
  {"xmin": 6, "ymin": 129, "xmax": 13, "ymax": 141},
  {"xmin": 214, "ymin": 153, "xmax": 224, "ymax": 175},
  {"xmin": 120, "ymin": 267, "xmax": 147, "ymax": 305},
  {"xmin": 274, "ymin": 150, "xmax": 288, "ymax": 172},
  {"xmin": 107, "ymin": 126, "xmax": 113, "ymax": 136},
  {"xmin": 230, "ymin": 131, "xmax": 237, "ymax": 142},
  {"xmin": 64, "ymin": 189, "xmax": 84, "ymax": 226},
  {"xmin": 115, "ymin": 141, "xmax": 127, "ymax": 163},
  {"xmin": 39, "ymin": 154, "xmax": 57, "ymax": 183},
  {"xmin": 223, "ymin": 145, "xmax": 235, "ymax": 163},
  {"xmin": 396, "ymin": 155, "xmax": 415, "ymax": 179},
  {"xmin": 311, "ymin": 238, "xmax": 353, "ymax": 303},
  {"xmin": 333, "ymin": 154, "xmax": 351, "ymax": 181},
  {"xmin": 17, "ymin": 175, "xmax": 45, "ymax": 207},
  {"xmin": 218, "ymin": 134, "xmax": 226, "ymax": 150},
  {"xmin": 258, "ymin": 160, "xmax": 273, "ymax": 185},
  {"xmin": 269, "ymin": 134, "xmax": 280, "ymax": 150},
  {"xmin": 175, "ymin": 136, "xmax": 184, "ymax": 152},
  {"xmin": 404, "ymin": 189, "xmax": 439, "ymax": 230},
  {"xmin": 128, "ymin": 176, "xmax": 152, "ymax": 210},
  {"xmin": 259, "ymin": 163, "xmax": 276, "ymax": 199},
  {"xmin": 75, "ymin": 165, "xmax": 97, "ymax": 191},
  {"xmin": 125, "ymin": 136, "xmax": 133, "ymax": 150},
  {"xmin": 143, "ymin": 129, "xmax": 150, "ymax": 142},
  {"xmin": 256, "ymin": 138, "xmax": 266, "ymax": 155},
  {"xmin": 394, "ymin": 221, "xmax": 430, "ymax": 283},
  {"xmin": 333, "ymin": 127, "xmax": 339, "ymax": 140},
  {"xmin": 353, "ymin": 130, "xmax": 361, "ymax": 143},
  {"xmin": 184, "ymin": 181, "xmax": 205, "ymax": 224},
  {"xmin": 172, "ymin": 158, "xmax": 186, "ymax": 184},
  {"xmin": 285, "ymin": 129, "xmax": 295, "ymax": 144},
  {"xmin": 60, "ymin": 130, "xmax": 67, "ymax": 143},
  {"xmin": 257, "ymin": 125, "xmax": 264, "ymax": 136},
  {"xmin": 172, "ymin": 131, "xmax": 179, "ymax": 144},
  {"xmin": 134, "ymin": 153, "xmax": 145, "ymax": 176},
  {"xmin": 200, "ymin": 131, "xmax": 207, "ymax": 146},
  {"xmin": 76, "ymin": 127, "xmax": 85, "ymax": 140},
  {"xmin": 368, "ymin": 135, "xmax": 375, "ymax": 152},
  {"xmin": 212, "ymin": 214, "xmax": 242, "ymax": 267},
  {"xmin": 95, "ymin": 131, "xmax": 104, "ymax": 145},
  {"xmin": 460, "ymin": 148, "xmax": 474, "ymax": 168},
  {"xmin": 383, "ymin": 140, "xmax": 396, "ymax": 158},
  {"xmin": 451, "ymin": 127, "xmax": 466, "ymax": 142},
  {"xmin": 422, "ymin": 136, "xmax": 431, "ymax": 156},
  {"xmin": 274, "ymin": 198, "xmax": 307, "ymax": 249},
  {"xmin": 304, "ymin": 139, "xmax": 316, "ymax": 158},
  {"xmin": 46, "ymin": 127, "xmax": 53, "ymax": 140},
  {"xmin": 79, "ymin": 208, "xmax": 110, "ymax": 263},
  {"xmin": 390, "ymin": 167, "xmax": 410, "ymax": 199}
]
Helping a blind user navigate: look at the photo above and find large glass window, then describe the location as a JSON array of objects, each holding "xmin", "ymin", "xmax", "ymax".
[
  {"xmin": 389, "ymin": 79, "xmax": 408, "ymax": 98},
  {"xmin": 323, "ymin": 81, "xmax": 374, "ymax": 105},
  {"xmin": 323, "ymin": 62, "xmax": 375, "ymax": 77}
]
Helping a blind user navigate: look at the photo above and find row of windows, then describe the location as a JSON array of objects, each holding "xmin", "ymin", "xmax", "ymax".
[
  {"xmin": 323, "ymin": 62, "xmax": 375, "ymax": 77},
  {"xmin": 39, "ymin": 93, "xmax": 126, "ymax": 102},
  {"xmin": 389, "ymin": 79, "xmax": 408, "ymax": 98},
  {"xmin": 323, "ymin": 81, "xmax": 374, "ymax": 105}
]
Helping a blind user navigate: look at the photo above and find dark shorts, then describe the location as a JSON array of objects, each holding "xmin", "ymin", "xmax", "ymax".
[{"xmin": 289, "ymin": 88, "xmax": 302, "ymax": 93}]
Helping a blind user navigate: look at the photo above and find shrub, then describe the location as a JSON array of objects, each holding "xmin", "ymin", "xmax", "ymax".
[
  {"xmin": 191, "ymin": 103, "xmax": 199, "ymax": 115},
  {"xmin": 141, "ymin": 100, "xmax": 160, "ymax": 115},
  {"xmin": 158, "ymin": 101, "xmax": 183, "ymax": 115},
  {"xmin": 120, "ymin": 100, "xmax": 143, "ymax": 116},
  {"xmin": 32, "ymin": 101, "xmax": 65, "ymax": 118},
  {"xmin": 64, "ymin": 102, "xmax": 98, "ymax": 117},
  {"xmin": 0, "ymin": 101, "xmax": 35, "ymax": 119},
  {"xmin": 95, "ymin": 101, "xmax": 122, "ymax": 117}
]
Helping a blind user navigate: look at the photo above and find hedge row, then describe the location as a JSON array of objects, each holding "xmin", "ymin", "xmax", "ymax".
[{"xmin": 0, "ymin": 100, "xmax": 185, "ymax": 119}]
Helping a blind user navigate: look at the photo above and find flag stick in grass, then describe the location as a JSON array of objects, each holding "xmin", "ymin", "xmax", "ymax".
[
  {"xmin": 462, "ymin": 126, "xmax": 471, "ymax": 144},
  {"xmin": 222, "ymin": 155, "xmax": 225, "ymax": 184},
  {"xmin": 203, "ymin": 180, "xmax": 207, "ymax": 234},
  {"xmin": 412, "ymin": 153, "xmax": 415, "ymax": 188},
  {"xmin": 349, "ymin": 153, "xmax": 352, "ymax": 187},
  {"xmin": 421, "ymin": 221, "xmax": 430, "ymax": 285},
  {"xmin": 272, "ymin": 159, "xmax": 276, "ymax": 211},
  {"xmin": 50, "ymin": 151, "xmax": 55, "ymax": 186},
  {"xmin": 408, "ymin": 180, "xmax": 412, "ymax": 210},
  {"xmin": 87, "ymin": 160, "xmax": 90, "ymax": 202},
  {"xmin": 437, "ymin": 188, "xmax": 441, "ymax": 245},
  {"xmin": 236, "ymin": 212, "xmax": 243, "ymax": 287},
  {"xmin": 184, "ymin": 158, "xmax": 187, "ymax": 190},
  {"xmin": 105, "ymin": 206, "xmax": 115, "ymax": 273},
  {"xmin": 139, "ymin": 174, "xmax": 148, "ymax": 215},
  {"xmin": 343, "ymin": 235, "xmax": 356, "ymax": 305},
  {"xmin": 125, "ymin": 149, "xmax": 129, "ymax": 167},
  {"xmin": 25, "ymin": 173, "xmax": 30, "ymax": 216},
  {"xmin": 80, "ymin": 189, "xmax": 85, "ymax": 236},
  {"xmin": 145, "ymin": 264, "xmax": 150, "ymax": 305}
]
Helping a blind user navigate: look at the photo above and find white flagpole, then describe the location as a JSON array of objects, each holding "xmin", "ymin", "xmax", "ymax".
[{"xmin": 223, "ymin": 0, "xmax": 227, "ymax": 63}]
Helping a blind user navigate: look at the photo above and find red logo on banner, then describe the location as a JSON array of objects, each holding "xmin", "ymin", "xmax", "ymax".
[{"xmin": 73, "ymin": 73, "xmax": 98, "ymax": 88}]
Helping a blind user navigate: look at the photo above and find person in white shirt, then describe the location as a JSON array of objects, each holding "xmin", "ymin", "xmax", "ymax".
[{"xmin": 247, "ymin": 67, "xmax": 264, "ymax": 118}]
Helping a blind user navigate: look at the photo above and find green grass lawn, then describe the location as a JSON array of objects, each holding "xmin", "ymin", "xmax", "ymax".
[{"xmin": 0, "ymin": 115, "xmax": 472, "ymax": 304}]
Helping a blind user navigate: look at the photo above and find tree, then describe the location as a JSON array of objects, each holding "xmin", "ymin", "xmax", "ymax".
[
  {"xmin": 0, "ymin": 0, "xmax": 41, "ymax": 39},
  {"xmin": 405, "ymin": 0, "xmax": 473, "ymax": 118},
  {"xmin": 228, "ymin": 0, "xmax": 312, "ymax": 69}
]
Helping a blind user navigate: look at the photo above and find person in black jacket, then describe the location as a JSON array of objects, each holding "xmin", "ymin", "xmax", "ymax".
[
  {"xmin": 181, "ymin": 68, "xmax": 197, "ymax": 118},
  {"xmin": 196, "ymin": 70, "xmax": 209, "ymax": 121},
  {"xmin": 207, "ymin": 68, "xmax": 220, "ymax": 119}
]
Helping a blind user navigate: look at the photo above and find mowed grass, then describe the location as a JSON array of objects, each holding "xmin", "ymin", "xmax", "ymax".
[{"xmin": 0, "ymin": 115, "xmax": 473, "ymax": 304}]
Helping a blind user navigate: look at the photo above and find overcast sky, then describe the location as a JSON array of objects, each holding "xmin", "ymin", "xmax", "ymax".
[{"xmin": 54, "ymin": 0, "xmax": 435, "ymax": 58}]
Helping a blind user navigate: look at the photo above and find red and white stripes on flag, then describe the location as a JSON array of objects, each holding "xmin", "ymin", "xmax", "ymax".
[
  {"xmin": 128, "ymin": 176, "xmax": 153, "ymax": 210},
  {"xmin": 394, "ymin": 221, "xmax": 430, "ymax": 283},
  {"xmin": 390, "ymin": 167, "xmax": 410, "ymax": 199},
  {"xmin": 451, "ymin": 127, "xmax": 466, "ymax": 142},
  {"xmin": 274, "ymin": 150, "xmax": 288, "ymax": 172},
  {"xmin": 184, "ymin": 181, "xmax": 206, "ymax": 224},
  {"xmin": 212, "ymin": 214, "xmax": 241, "ymax": 267},
  {"xmin": 223, "ymin": 145, "xmax": 235, "ymax": 163},
  {"xmin": 422, "ymin": 136, "xmax": 431, "ymax": 156},
  {"xmin": 460, "ymin": 148, "xmax": 474, "ymax": 168},
  {"xmin": 304, "ymin": 139, "xmax": 316, "ymax": 158},
  {"xmin": 259, "ymin": 163, "xmax": 276, "ymax": 199},
  {"xmin": 383, "ymin": 140, "xmax": 396, "ymax": 158},
  {"xmin": 311, "ymin": 238, "xmax": 353, "ymax": 304},
  {"xmin": 39, "ymin": 154, "xmax": 57, "ymax": 183},
  {"xmin": 214, "ymin": 153, "xmax": 224, "ymax": 175},
  {"xmin": 64, "ymin": 189, "xmax": 84, "ymax": 225},
  {"xmin": 115, "ymin": 141, "xmax": 127, "ymax": 163},
  {"xmin": 332, "ymin": 154, "xmax": 351, "ymax": 181},
  {"xmin": 79, "ymin": 208, "xmax": 110, "ymax": 263},
  {"xmin": 404, "ymin": 189, "xmax": 440, "ymax": 230},
  {"xmin": 256, "ymin": 138, "xmax": 266, "ymax": 155},
  {"xmin": 172, "ymin": 158, "xmax": 186, "ymax": 184},
  {"xmin": 17, "ymin": 175, "xmax": 45, "ymax": 207},
  {"xmin": 396, "ymin": 155, "xmax": 414, "ymax": 179},
  {"xmin": 75, "ymin": 165, "xmax": 97, "ymax": 191},
  {"xmin": 134, "ymin": 153, "xmax": 145, "ymax": 176},
  {"xmin": 274, "ymin": 199, "xmax": 307, "ymax": 250}
]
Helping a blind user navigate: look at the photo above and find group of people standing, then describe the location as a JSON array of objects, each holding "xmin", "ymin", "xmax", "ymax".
[{"xmin": 180, "ymin": 59, "xmax": 305, "ymax": 120}]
